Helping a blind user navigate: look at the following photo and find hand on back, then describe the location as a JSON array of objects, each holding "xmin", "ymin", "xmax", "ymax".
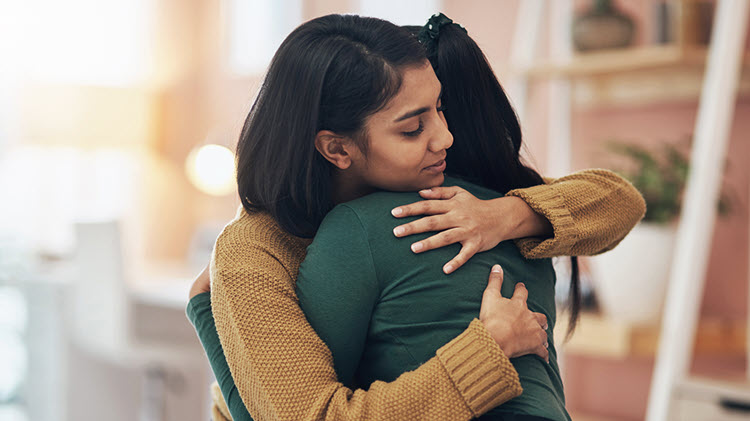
[
  {"xmin": 479, "ymin": 265, "xmax": 549, "ymax": 362},
  {"xmin": 391, "ymin": 186, "xmax": 547, "ymax": 274}
]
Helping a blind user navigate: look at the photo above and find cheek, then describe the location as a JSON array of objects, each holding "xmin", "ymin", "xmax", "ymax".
[{"xmin": 373, "ymin": 142, "xmax": 426, "ymax": 172}]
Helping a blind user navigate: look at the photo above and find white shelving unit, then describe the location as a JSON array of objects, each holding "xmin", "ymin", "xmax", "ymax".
[
  {"xmin": 509, "ymin": 1, "xmax": 750, "ymax": 420},
  {"xmin": 646, "ymin": 1, "xmax": 749, "ymax": 419}
]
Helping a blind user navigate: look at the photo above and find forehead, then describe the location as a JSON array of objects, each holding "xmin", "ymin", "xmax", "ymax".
[
  {"xmin": 379, "ymin": 63, "xmax": 441, "ymax": 117},
  {"xmin": 397, "ymin": 62, "xmax": 440, "ymax": 97}
]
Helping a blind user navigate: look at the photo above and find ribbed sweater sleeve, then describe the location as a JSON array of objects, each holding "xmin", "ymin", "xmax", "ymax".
[
  {"xmin": 506, "ymin": 168, "xmax": 646, "ymax": 259},
  {"xmin": 210, "ymin": 212, "xmax": 522, "ymax": 421}
]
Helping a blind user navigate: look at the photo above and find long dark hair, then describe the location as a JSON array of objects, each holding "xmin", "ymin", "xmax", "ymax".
[
  {"xmin": 408, "ymin": 17, "xmax": 581, "ymax": 338},
  {"xmin": 236, "ymin": 14, "xmax": 426, "ymax": 238}
]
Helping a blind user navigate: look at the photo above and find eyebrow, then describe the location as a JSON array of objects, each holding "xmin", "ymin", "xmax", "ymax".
[
  {"xmin": 394, "ymin": 107, "xmax": 430, "ymax": 123},
  {"xmin": 393, "ymin": 85, "xmax": 444, "ymax": 123}
]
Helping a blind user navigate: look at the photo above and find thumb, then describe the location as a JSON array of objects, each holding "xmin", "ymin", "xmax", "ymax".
[{"xmin": 484, "ymin": 264, "xmax": 504, "ymax": 297}]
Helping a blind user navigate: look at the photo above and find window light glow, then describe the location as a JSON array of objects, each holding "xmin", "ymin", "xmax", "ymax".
[{"xmin": 185, "ymin": 144, "xmax": 236, "ymax": 196}]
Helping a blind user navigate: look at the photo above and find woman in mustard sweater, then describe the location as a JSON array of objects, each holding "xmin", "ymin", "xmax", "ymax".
[{"xmin": 187, "ymin": 14, "xmax": 645, "ymax": 421}]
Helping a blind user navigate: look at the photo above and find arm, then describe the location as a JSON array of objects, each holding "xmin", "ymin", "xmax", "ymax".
[
  {"xmin": 186, "ymin": 292, "xmax": 244, "ymax": 421},
  {"xmin": 211, "ymin": 221, "xmax": 522, "ymax": 421},
  {"xmin": 506, "ymin": 168, "xmax": 646, "ymax": 258},
  {"xmin": 391, "ymin": 169, "xmax": 646, "ymax": 268}
]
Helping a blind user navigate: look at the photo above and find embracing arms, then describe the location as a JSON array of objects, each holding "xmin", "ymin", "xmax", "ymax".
[
  {"xmin": 188, "ymin": 169, "xmax": 644, "ymax": 420},
  {"xmin": 391, "ymin": 169, "xmax": 646, "ymax": 270},
  {"xmin": 508, "ymin": 168, "xmax": 646, "ymax": 258},
  {"xmin": 198, "ymin": 212, "xmax": 540, "ymax": 421}
]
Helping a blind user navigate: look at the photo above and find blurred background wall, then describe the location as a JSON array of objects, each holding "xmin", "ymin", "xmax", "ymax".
[{"xmin": 0, "ymin": 1, "xmax": 747, "ymax": 420}]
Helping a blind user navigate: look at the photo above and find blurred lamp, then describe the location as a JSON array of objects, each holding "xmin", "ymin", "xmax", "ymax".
[{"xmin": 185, "ymin": 144, "xmax": 236, "ymax": 196}]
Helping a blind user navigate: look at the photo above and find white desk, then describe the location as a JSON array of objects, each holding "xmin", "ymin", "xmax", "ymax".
[
  {"xmin": 128, "ymin": 264, "xmax": 207, "ymax": 364},
  {"xmin": 8, "ymin": 261, "xmax": 213, "ymax": 421}
]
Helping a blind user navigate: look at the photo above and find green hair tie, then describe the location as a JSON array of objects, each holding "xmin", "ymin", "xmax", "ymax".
[{"xmin": 417, "ymin": 13, "xmax": 467, "ymax": 63}]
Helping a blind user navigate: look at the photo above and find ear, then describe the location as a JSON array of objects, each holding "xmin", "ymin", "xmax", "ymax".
[{"xmin": 314, "ymin": 130, "xmax": 358, "ymax": 170}]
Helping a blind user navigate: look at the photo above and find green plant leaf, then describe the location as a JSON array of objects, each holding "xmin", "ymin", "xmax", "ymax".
[{"xmin": 605, "ymin": 139, "xmax": 731, "ymax": 224}]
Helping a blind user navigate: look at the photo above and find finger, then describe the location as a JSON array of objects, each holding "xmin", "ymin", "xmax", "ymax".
[
  {"xmin": 537, "ymin": 329, "xmax": 548, "ymax": 345},
  {"xmin": 418, "ymin": 186, "xmax": 463, "ymax": 200},
  {"xmin": 410, "ymin": 228, "xmax": 462, "ymax": 253},
  {"xmin": 443, "ymin": 242, "xmax": 480, "ymax": 274},
  {"xmin": 484, "ymin": 265, "xmax": 504, "ymax": 296},
  {"xmin": 535, "ymin": 345, "xmax": 550, "ymax": 363},
  {"xmin": 534, "ymin": 312, "xmax": 548, "ymax": 330},
  {"xmin": 394, "ymin": 215, "xmax": 450, "ymax": 238},
  {"xmin": 511, "ymin": 282, "xmax": 528, "ymax": 303},
  {"xmin": 391, "ymin": 200, "xmax": 450, "ymax": 219}
]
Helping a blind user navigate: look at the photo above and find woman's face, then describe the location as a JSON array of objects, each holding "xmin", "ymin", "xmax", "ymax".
[{"xmin": 347, "ymin": 62, "xmax": 453, "ymax": 193}]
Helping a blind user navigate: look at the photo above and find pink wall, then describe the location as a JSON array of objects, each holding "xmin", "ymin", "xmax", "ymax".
[
  {"xmin": 574, "ymin": 101, "xmax": 749, "ymax": 321},
  {"xmin": 563, "ymin": 91, "xmax": 749, "ymax": 421}
]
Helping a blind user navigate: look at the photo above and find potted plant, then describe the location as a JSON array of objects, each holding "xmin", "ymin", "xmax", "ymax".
[{"xmin": 589, "ymin": 140, "xmax": 729, "ymax": 323}]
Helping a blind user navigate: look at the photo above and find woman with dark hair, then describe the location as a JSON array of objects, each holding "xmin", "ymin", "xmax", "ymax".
[{"xmin": 186, "ymin": 13, "xmax": 644, "ymax": 421}]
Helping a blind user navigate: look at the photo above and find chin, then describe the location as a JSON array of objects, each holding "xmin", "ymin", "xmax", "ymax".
[
  {"xmin": 421, "ymin": 173, "xmax": 445, "ymax": 189},
  {"xmin": 381, "ymin": 173, "xmax": 445, "ymax": 192}
]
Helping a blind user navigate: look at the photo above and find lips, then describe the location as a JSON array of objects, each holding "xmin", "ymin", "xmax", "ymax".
[
  {"xmin": 424, "ymin": 154, "xmax": 447, "ymax": 170},
  {"xmin": 424, "ymin": 159, "xmax": 445, "ymax": 169},
  {"xmin": 423, "ymin": 159, "xmax": 447, "ymax": 173}
]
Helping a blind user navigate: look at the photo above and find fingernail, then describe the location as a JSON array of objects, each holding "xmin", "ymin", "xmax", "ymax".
[
  {"xmin": 393, "ymin": 226, "xmax": 405, "ymax": 236},
  {"xmin": 543, "ymin": 324, "xmax": 549, "ymax": 330},
  {"xmin": 544, "ymin": 341, "xmax": 549, "ymax": 348},
  {"xmin": 391, "ymin": 208, "xmax": 403, "ymax": 216},
  {"xmin": 518, "ymin": 282, "xmax": 525, "ymax": 288},
  {"xmin": 411, "ymin": 242, "xmax": 423, "ymax": 252},
  {"xmin": 444, "ymin": 264, "xmax": 454, "ymax": 273},
  {"xmin": 420, "ymin": 189, "xmax": 431, "ymax": 193},
  {"xmin": 491, "ymin": 264, "xmax": 502, "ymax": 273}
]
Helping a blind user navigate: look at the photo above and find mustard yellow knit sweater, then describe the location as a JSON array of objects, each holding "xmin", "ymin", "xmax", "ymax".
[{"xmin": 209, "ymin": 168, "xmax": 645, "ymax": 421}]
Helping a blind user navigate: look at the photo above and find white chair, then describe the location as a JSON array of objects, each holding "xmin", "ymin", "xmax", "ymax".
[{"xmin": 65, "ymin": 220, "xmax": 209, "ymax": 421}]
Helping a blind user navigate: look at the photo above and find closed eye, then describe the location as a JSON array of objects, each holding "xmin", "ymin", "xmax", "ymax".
[{"xmin": 403, "ymin": 121, "xmax": 424, "ymax": 137}]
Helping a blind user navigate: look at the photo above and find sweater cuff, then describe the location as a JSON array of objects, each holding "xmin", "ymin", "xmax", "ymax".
[
  {"xmin": 436, "ymin": 319, "xmax": 522, "ymax": 417},
  {"xmin": 506, "ymin": 184, "xmax": 578, "ymax": 259}
]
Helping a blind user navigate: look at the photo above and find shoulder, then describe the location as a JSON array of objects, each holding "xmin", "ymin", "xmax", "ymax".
[
  {"xmin": 312, "ymin": 204, "xmax": 369, "ymax": 246},
  {"xmin": 443, "ymin": 176, "xmax": 502, "ymax": 200},
  {"xmin": 340, "ymin": 190, "xmax": 421, "ymax": 216},
  {"xmin": 320, "ymin": 191, "xmax": 421, "ymax": 235},
  {"xmin": 213, "ymin": 207, "xmax": 310, "ymax": 279}
]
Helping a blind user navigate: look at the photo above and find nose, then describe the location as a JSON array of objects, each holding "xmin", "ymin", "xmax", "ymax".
[{"xmin": 428, "ymin": 114, "xmax": 453, "ymax": 153}]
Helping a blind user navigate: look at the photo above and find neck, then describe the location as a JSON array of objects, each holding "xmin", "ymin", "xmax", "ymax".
[{"xmin": 331, "ymin": 170, "xmax": 374, "ymax": 204}]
